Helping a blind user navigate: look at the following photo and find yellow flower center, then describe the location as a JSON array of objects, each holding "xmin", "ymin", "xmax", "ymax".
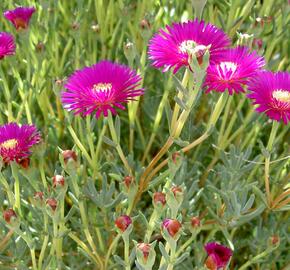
[
  {"xmin": 0, "ymin": 139, "xmax": 18, "ymax": 150},
  {"xmin": 272, "ymin": 90, "xmax": 290, "ymax": 103},
  {"xmin": 92, "ymin": 83, "xmax": 112, "ymax": 92},
  {"xmin": 178, "ymin": 40, "xmax": 207, "ymax": 57}
]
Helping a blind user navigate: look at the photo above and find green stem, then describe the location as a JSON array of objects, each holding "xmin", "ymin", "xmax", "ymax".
[
  {"xmin": 11, "ymin": 164, "xmax": 21, "ymax": 215},
  {"xmin": 0, "ymin": 173, "xmax": 14, "ymax": 205},
  {"xmin": 175, "ymin": 233, "xmax": 197, "ymax": 257},
  {"xmin": 107, "ymin": 113, "xmax": 132, "ymax": 174},
  {"xmin": 105, "ymin": 235, "xmax": 121, "ymax": 269},
  {"xmin": 124, "ymin": 236, "xmax": 130, "ymax": 270},
  {"xmin": 30, "ymin": 249, "xmax": 38, "ymax": 270},
  {"xmin": 144, "ymin": 210, "xmax": 158, "ymax": 242},
  {"xmin": 38, "ymin": 213, "xmax": 49, "ymax": 270}
]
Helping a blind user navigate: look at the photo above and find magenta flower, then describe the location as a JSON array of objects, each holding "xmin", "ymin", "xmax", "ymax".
[
  {"xmin": 148, "ymin": 19, "xmax": 230, "ymax": 73},
  {"xmin": 204, "ymin": 47, "xmax": 265, "ymax": 95},
  {"xmin": 204, "ymin": 242, "xmax": 233, "ymax": 269},
  {"xmin": 3, "ymin": 7, "xmax": 36, "ymax": 30},
  {"xmin": 0, "ymin": 123, "xmax": 41, "ymax": 164},
  {"xmin": 0, "ymin": 32, "xmax": 16, "ymax": 59},
  {"xmin": 61, "ymin": 60, "xmax": 143, "ymax": 118},
  {"xmin": 247, "ymin": 71, "xmax": 290, "ymax": 124}
]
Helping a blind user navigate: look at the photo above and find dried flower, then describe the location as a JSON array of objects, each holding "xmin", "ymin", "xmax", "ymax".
[
  {"xmin": 61, "ymin": 60, "xmax": 144, "ymax": 118},
  {"xmin": 247, "ymin": 71, "xmax": 290, "ymax": 124},
  {"xmin": 4, "ymin": 7, "xmax": 36, "ymax": 30},
  {"xmin": 0, "ymin": 123, "xmax": 41, "ymax": 165},
  {"xmin": 162, "ymin": 218, "xmax": 182, "ymax": 238},
  {"xmin": 3, "ymin": 209, "xmax": 17, "ymax": 223},
  {"xmin": 204, "ymin": 47, "xmax": 265, "ymax": 95},
  {"xmin": 148, "ymin": 19, "xmax": 230, "ymax": 73},
  {"xmin": 204, "ymin": 242, "xmax": 233, "ymax": 270},
  {"xmin": 0, "ymin": 32, "xmax": 16, "ymax": 59},
  {"xmin": 115, "ymin": 215, "xmax": 132, "ymax": 232}
]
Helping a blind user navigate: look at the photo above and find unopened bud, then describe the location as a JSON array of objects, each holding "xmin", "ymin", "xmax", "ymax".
[
  {"xmin": 53, "ymin": 175, "xmax": 65, "ymax": 188},
  {"xmin": 62, "ymin": 150, "xmax": 77, "ymax": 164},
  {"xmin": 137, "ymin": 243, "xmax": 150, "ymax": 261},
  {"xmin": 36, "ymin": 42, "xmax": 45, "ymax": 53},
  {"xmin": 18, "ymin": 158, "xmax": 30, "ymax": 169},
  {"xmin": 162, "ymin": 219, "xmax": 182, "ymax": 238},
  {"xmin": 72, "ymin": 22, "xmax": 80, "ymax": 30},
  {"xmin": 34, "ymin": 191, "xmax": 44, "ymax": 201},
  {"xmin": 46, "ymin": 198, "xmax": 57, "ymax": 211},
  {"xmin": 123, "ymin": 40, "xmax": 136, "ymax": 65},
  {"xmin": 91, "ymin": 23, "xmax": 100, "ymax": 32},
  {"xmin": 115, "ymin": 215, "xmax": 132, "ymax": 233},
  {"xmin": 136, "ymin": 242, "xmax": 156, "ymax": 268},
  {"xmin": 253, "ymin": 38, "xmax": 263, "ymax": 50},
  {"xmin": 191, "ymin": 216, "xmax": 201, "ymax": 228},
  {"xmin": 123, "ymin": 175, "xmax": 133, "ymax": 189},
  {"xmin": 153, "ymin": 192, "xmax": 166, "ymax": 207},
  {"xmin": 3, "ymin": 209, "xmax": 17, "ymax": 224},
  {"xmin": 269, "ymin": 235, "xmax": 280, "ymax": 246},
  {"xmin": 140, "ymin": 19, "xmax": 150, "ymax": 30}
]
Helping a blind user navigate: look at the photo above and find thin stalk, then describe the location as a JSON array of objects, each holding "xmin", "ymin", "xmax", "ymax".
[
  {"xmin": 124, "ymin": 237, "xmax": 130, "ymax": 270},
  {"xmin": 11, "ymin": 164, "xmax": 21, "ymax": 215},
  {"xmin": 175, "ymin": 233, "xmax": 197, "ymax": 257},
  {"xmin": 107, "ymin": 113, "xmax": 132, "ymax": 174},
  {"xmin": 38, "ymin": 213, "xmax": 49, "ymax": 270},
  {"xmin": 30, "ymin": 249, "xmax": 38, "ymax": 270},
  {"xmin": 0, "ymin": 173, "xmax": 14, "ymax": 205},
  {"xmin": 105, "ymin": 234, "xmax": 121, "ymax": 269}
]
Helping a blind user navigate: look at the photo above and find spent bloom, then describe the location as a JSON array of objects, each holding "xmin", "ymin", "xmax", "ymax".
[
  {"xmin": 204, "ymin": 242, "xmax": 233, "ymax": 270},
  {"xmin": 148, "ymin": 19, "xmax": 230, "ymax": 73},
  {"xmin": 247, "ymin": 71, "xmax": 290, "ymax": 124},
  {"xmin": 204, "ymin": 47, "xmax": 265, "ymax": 95},
  {"xmin": 0, "ymin": 123, "xmax": 41, "ymax": 164},
  {"xmin": 0, "ymin": 32, "xmax": 16, "ymax": 59},
  {"xmin": 4, "ymin": 7, "xmax": 36, "ymax": 30},
  {"xmin": 61, "ymin": 60, "xmax": 144, "ymax": 118}
]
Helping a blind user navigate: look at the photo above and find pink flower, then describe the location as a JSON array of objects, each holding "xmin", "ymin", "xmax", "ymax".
[
  {"xmin": 148, "ymin": 19, "xmax": 230, "ymax": 73},
  {"xmin": 204, "ymin": 242, "xmax": 233, "ymax": 269},
  {"xmin": 4, "ymin": 7, "xmax": 36, "ymax": 30},
  {"xmin": 247, "ymin": 71, "xmax": 290, "ymax": 124},
  {"xmin": 204, "ymin": 47, "xmax": 265, "ymax": 95},
  {"xmin": 61, "ymin": 60, "xmax": 144, "ymax": 118},
  {"xmin": 0, "ymin": 32, "xmax": 16, "ymax": 59},
  {"xmin": 0, "ymin": 123, "xmax": 41, "ymax": 164}
]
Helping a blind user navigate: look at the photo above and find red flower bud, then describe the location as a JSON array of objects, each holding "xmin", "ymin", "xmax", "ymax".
[
  {"xmin": 137, "ymin": 243, "xmax": 151, "ymax": 261},
  {"xmin": 34, "ymin": 191, "xmax": 44, "ymax": 201},
  {"xmin": 124, "ymin": 175, "xmax": 133, "ymax": 189},
  {"xmin": 270, "ymin": 235, "xmax": 280, "ymax": 245},
  {"xmin": 171, "ymin": 186, "xmax": 182, "ymax": 197},
  {"xmin": 162, "ymin": 219, "xmax": 182, "ymax": 237},
  {"xmin": 53, "ymin": 175, "xmax": 65, "ymax": 188},
  {"xmin": 115, "ymin": 215, "xmax": 132, "ymax": 232},
  {"xmin": 62, "ymin": 150, "xmax": 77, "ymax": 164},
  {"xmin": 153, "ymin": 192, "xmax": 166, "ymax": 206},
  {"xmin": 3, "ymin": 209, "xmax": 17, "ymax": 223},
  {"xmin": 172, "ymin": 152, "xmax": 180, "ymax": 164},
  {"xmin": 18, "ymin": 158, "xmax": 30, "ymax": 169},
  {"xmin": 140, "ymin": 19, "xmax": 150, "ymax": 30},
  {"xmin": 191, "ymin": 216, "xmax": 201, "ymax": 228},
  {"xmin": 46, "ymin": 198, "xmax": 57, "ymax": 211}
]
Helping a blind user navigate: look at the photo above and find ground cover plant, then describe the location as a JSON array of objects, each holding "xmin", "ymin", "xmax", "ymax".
[{"xmin": 0, "ymin": 0, "xmax": 289, "ymax": 269}]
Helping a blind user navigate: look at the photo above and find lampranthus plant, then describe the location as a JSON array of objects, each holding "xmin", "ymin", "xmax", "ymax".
[
  {"xmin": 148, "ymin": 19, "xmax": 230, "ymax": 73},
  {"xmin": 0, "ymin": 123, "xmax": 41, "ymax": 164},
  {"xmin": 3, "ymin": 6, "xmax": 36, "ymax": 30},
  {"xmin": 247, "ymin": 71, "xmax": 290, "ymax": 124},
  {"xmin": 61, "ymin": 60, "xmax": 144, "ymax": 118},
  {"xmin": 0, "ymin": 32, "xmax": 16, "ymax": 59},
  {"xmin": 204, "ymin": 242, "xmax": 233, "ymax": 270},
  {"xmin": 204, "ymin": 47, "xmax": 265, "ymax": 95}
]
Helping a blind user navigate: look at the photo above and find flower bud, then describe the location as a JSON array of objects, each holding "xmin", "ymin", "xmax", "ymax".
[
  {"xmin": 162, "ymin": 219, "xmax": 182, "ymax": 238},
  {"xmin": 269, "ymin": 235, "xmax": 280, "ymax": 246},
  {"xmin": 53, "ymin": 175, "xmax": 65, "ymax": 188},
  {"xmin": 253, "ymin": 38, "xmax": 263, "ymax": 50},
  {"xmin": 204, "ymin": 242, "xmax": 232, "ymax": 270},
  {"xmin": 123, "ymin": 41, "xmax": 136, "ymax": 65},
  {"xmin": 34, "ymin": 191, "xmax": 44, "ymax": 201},
  {"xmin": 91, "ymin": 23, "xmax": 100, "ymax": 33},
  {"xmin": 46, "ymin": 198, "xmax": 57, "ymax": 211},
  {"xmin": 18, "ymin": 158, "xmax": 30, "ymax": 169},
  {"xmin": 115, "ymin": 215, "xmax": 132, "ymax": 233},
  {"xmin": 123, "ymin": 175, "xmax": 133, "ymax": 189},
  {"xmin": 136, "ymin": 242, "xmax": 156, "ymax": 268},
  {"xmin": 191, "ymin": 216, "xmax": 201, "ymax": 228},
  {"xmin": 172, "ymin": 152, "xmax": 180, "ymax": 164},
  {"xmin": 140, "ymin": 19, "xmax": 150, "ymax": 30},
  {"xmin": 3, "ymin": 209, "xmax": 17, "ymax": 224},
  {"xmin": 36, "ymin": 42, "xmax": 45, "ymax": 53},
  {"xmin": 72, "ymin": 22, "xmax": 80, "ymax": 30},
  {"xmin": 62, "ymin": 150, "xmax": 77, "ymax": 164},
  {"xmin": 140, "ymin": 19, "xmax": 151, "ymax": 40},
  {"xmin": 153, "ymin": 192, "xmax": 166, "ymax": 207}
]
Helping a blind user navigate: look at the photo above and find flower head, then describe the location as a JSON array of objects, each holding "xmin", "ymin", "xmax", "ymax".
[
  {"xmin": 204, "ymin": 242, "xmax": 233, "ymax": 270},
  {"xmin": 0, "ymin": 123, "xmax": 41, "ymax": 165},
  {"xmin": 4, "ymin": 7, "xmax": 36, "ymax": 30},
  {"xmin": 61, "ymin": 60, "xmax": 144, "ymax": 118},
  {"xmin": 204, "ymin": 47, "xmax": 265, "ymax": 95},
  {"xmin": 0, "ymin": 32, "xmax": 16, "ymax": 59},
  {"xmin": 247, "ymin": 71, "xmax": 290, "ymax": 124},
  {"xmin": 148, "ymin": 19, "xmax": 230, "ymax": 73}
]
